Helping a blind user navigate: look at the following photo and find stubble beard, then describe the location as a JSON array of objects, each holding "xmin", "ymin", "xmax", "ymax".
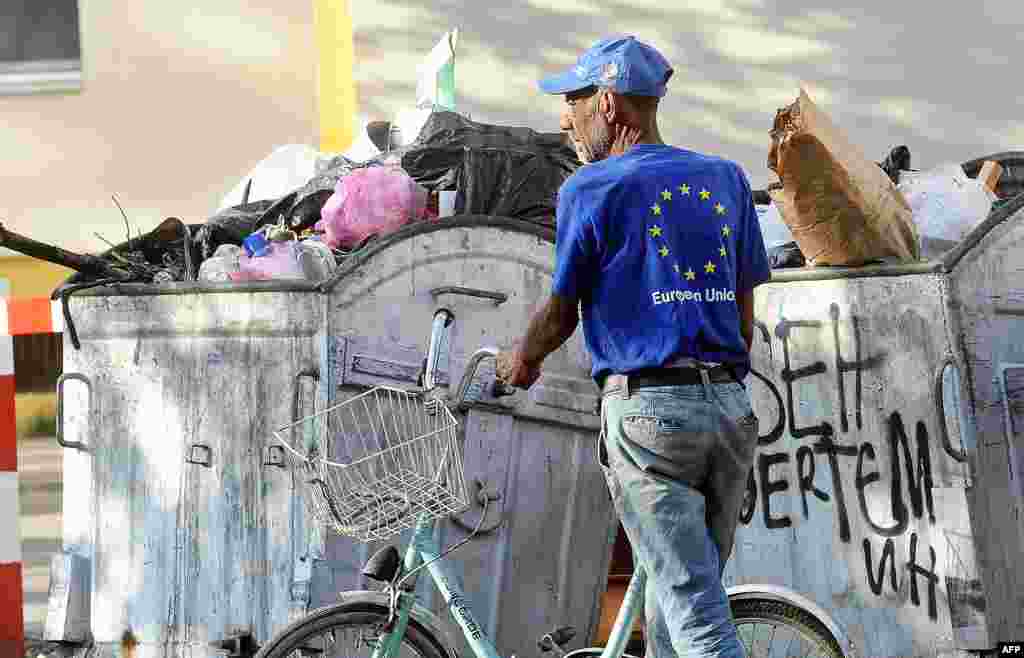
[{"xmin": 575, "ymin": 118, "xmax": 613, "ymax": 164}]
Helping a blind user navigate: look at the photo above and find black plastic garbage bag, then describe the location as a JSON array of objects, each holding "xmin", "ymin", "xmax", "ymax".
[
  {"xmin": 288, "ymin": 155, "xmax": 356, "ymax": 232},
  {"xmin": 193, "ymin": 198, "xmax": 282, "ymax": 259},
  {"xmin": 456, "ymin": 147, "xmax": 577, "ymax": 222},
  {"xmin": 878, "ymin": 145, "xmax": 912, "ymax": 184},
  {"xmin": 413, "ymin": 110, "xmax": 571, "ymax": 150},
  {"xmin": 398, "ymin": 111, "xmax": 580, "ymax": 225}
]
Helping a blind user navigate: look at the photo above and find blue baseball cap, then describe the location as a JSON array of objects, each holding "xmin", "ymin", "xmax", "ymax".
[{"xmin": 539, "ymin": 36, "xmax": 673, "ymax": 98}]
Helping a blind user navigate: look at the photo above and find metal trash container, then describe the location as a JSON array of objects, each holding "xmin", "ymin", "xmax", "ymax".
[
  {"xmin": 49, "ymin": 217, "xmax": 619, "ymax": 658},
  {"xmin": 727, "ymin": 197, "xmax": 1024, "ymax": 657},
  {"xmin": 52, "ymin": 285, "xmax": 324, "ymax": 656},
  {"xmin": 310, "ymin": 217, "xmax": 617, "ymax": 658}
]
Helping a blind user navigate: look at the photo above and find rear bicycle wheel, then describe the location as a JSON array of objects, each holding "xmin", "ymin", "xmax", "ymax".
[
  {"xmin": 731, "ymin": 598, "xmax": 844, "ymax": 658},
  {"xmin": 254, "ymin": 602, "xmax": 452, "ymax": 658}
]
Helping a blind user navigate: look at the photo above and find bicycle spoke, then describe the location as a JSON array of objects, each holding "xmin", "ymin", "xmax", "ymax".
[{"xmin": 783, "ymin": 627, "xmax": 796, "ymax": 658}]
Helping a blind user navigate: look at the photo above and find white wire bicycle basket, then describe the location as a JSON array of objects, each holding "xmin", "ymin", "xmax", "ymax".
[{"xmin": 274, "ymin": 386, "xmax": 470, "ymax": 543}]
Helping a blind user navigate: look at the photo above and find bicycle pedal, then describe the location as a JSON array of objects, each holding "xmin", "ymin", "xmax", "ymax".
[
  {"xmin": 538, "ymin": 626, "xmax": 576, "ymax": 651},
  {"xmin": 551, "ymin": 627, "xmax": 576, "ymax": 645}
]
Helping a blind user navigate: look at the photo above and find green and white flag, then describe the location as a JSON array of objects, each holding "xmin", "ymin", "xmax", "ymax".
[{"xmin": 416, "ymin": 29, "xmax": 458, "ymax": 111}]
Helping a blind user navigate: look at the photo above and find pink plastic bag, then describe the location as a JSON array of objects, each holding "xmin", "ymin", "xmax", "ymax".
[
  {"xmin": 229, "ymin": 242, "xmax": 305, "ymax": 281},
  {"xmin": 315, "ymin": 166, "xmax": 430, "ymax": 249}
]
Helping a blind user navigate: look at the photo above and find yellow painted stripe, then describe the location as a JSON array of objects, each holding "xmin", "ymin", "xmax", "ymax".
[{"xmin": 314, "ymin": 0, "xmax": 357, "ymax": 153}]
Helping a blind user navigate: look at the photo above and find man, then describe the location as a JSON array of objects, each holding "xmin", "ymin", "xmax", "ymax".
[{"xmin": 495, "ymin": 36, "xmax": 771, "ymax": 658}]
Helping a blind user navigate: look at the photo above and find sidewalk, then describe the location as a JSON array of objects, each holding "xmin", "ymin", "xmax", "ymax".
[{"xmin": 18, "ymin": 435, "xmax": 62, "ymax": 645}]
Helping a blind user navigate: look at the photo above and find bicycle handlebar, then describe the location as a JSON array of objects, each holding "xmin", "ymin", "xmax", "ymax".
[{"xmin": 452, "ymin": 347, "xmax": 500, "ymax": 410}]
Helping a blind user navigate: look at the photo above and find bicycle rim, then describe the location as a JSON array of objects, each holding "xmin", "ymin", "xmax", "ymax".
[
  {"xmin": 731, "ymin": 598, "xmax": 844, "ymax": 658},
  {"xmin": 254, "ymin": 603, "xmax": 451, "ymax": 658}
]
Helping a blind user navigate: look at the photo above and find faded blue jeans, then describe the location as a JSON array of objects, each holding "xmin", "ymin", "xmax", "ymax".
[{"xmin": 598, "ymin": 376, "xmax": 758, "ymax": 658}]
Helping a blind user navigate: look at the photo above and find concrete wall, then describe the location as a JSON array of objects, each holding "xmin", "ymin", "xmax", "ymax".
[{"xmin": 350, "ymin": 2, "xmax": 1023, "ymax": 191}]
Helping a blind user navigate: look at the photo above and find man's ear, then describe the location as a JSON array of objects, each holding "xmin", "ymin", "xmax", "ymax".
[{"xmin": 600, "ymin": 90, "xmax": 618, "ymax": 123}]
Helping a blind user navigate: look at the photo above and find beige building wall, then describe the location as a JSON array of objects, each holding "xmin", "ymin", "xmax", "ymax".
[
  {"xmin": 1, "ymin": 1, "xmax": 324, "ymax": 433},
  {"xmin": 1, "ymin": 1, "xmax": 319, "ymax": 256}
]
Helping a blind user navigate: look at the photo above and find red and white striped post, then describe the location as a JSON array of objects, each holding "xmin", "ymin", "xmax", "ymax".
[
  {"xmin": 0, "ymin": 297, "xmax": 63, "ymax": 655},
  {"xmin": 0, "ymin": 297, "xmax": 24, "ymax": 656}
]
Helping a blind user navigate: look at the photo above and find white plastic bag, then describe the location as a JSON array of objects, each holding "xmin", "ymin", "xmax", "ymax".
[
  {"xmin": 297, "ymin": 239, "xmax": 337, "ymax": 281},
  {"xmin": 897, "ymin": 163, "xmax": 996, "ymax": 259},
  {"xmin": 198, "ymin": 245, "xmax": 243, "ymax": 282},
  {"xmin": 756, "ymin": 203, "xmax": 795, "ymax": 249},
  {"xmin": 217, "ymin": 144, "xmax": 323, "ymax": 212}
]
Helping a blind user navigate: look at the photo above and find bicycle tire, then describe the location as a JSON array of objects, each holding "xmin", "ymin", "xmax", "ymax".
[
  {"xmin": 563, "ymin": 649, "xmax": 642, "ymax": 658},
  {"xmin": 731, "ymin": 598, "xmax": 844, "ymax": 658},
  {"xmin": 254, "ymin": 602, "xmax": 454, "ymax": 658}
]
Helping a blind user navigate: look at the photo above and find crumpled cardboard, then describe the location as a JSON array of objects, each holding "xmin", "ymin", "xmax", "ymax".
[{"xmin": 768, "ymin": 88, "xmax": 919, "ymax": 266}]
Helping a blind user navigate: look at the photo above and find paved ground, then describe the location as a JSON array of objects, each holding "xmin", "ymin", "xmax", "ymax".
[{"xmin": 18, "ymin": 435, "xmax": 63, "ymax": 646}]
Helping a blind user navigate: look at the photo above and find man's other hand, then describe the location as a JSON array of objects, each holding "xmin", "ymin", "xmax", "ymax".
[
  {"xmin": 610, "ymin": 125, "xmax": 643, "ymax": 157},
  {"xmin": 496, "ymin": 347, "xmax": 542, "ymax": 389}
]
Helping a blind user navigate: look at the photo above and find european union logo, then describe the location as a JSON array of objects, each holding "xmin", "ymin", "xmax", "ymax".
[{"xmin": 646, "ymin": 182, "xmax": 734, "ymax": 283}]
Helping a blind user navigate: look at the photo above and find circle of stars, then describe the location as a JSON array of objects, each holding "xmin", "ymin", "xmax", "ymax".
[{"xmin": 647, "ymin": 181, "xmax": 732, "ymax": 283}]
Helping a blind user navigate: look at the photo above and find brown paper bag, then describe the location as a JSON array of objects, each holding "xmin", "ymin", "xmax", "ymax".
[{"xmin": 767, "ymin": 88, "xmax": 919, "ymax": 266}]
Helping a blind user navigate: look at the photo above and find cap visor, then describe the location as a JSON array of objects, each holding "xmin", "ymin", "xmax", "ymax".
[{"xmin": 538, "ymin": 70, "xmax": 590, "ymax": 95}]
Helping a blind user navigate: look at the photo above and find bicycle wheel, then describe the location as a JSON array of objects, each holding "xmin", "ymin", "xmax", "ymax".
[
  {"xmin": 255, "ymin": 602, "xmax": 453, "ymax": 658},
  {"xmin": 731, "ymin": 598, "xmax": 844, "ymax": 658}
]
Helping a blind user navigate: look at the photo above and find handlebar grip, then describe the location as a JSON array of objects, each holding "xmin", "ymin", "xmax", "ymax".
[{"xmin": 491, "ymin": 380, "xmax": 516, "ymax": 397}]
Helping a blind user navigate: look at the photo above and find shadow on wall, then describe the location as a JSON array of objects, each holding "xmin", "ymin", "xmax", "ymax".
[{"xmin": 350, "ymin": 1, "xmax": 1024, "ymax": 189}]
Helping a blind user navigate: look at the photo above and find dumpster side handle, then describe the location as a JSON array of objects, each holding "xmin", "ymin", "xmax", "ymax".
[
  {"xmin": 936, "ymin": 359, "xmax": 969, "ymax": 463},
  {"xmin": 293, "ymin": 367, "xmax": 320, "ymax": 424},
  {"xmin": 430, "ymin": 286, "xmax": 508, "ymax": 306},
  {"xmin": 56, "ymin": 372, "xmax": 91, "ymax": 451}
]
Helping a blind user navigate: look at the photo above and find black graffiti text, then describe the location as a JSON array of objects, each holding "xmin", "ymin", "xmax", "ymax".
[{"xmin": 862, "ymin": 533, "xmax": 940, "ymax": 620}]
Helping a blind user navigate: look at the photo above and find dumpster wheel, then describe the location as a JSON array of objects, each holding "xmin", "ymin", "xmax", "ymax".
[{"xmin": 731, "ymin": 597, "xmax": 845, "ymax": 658}]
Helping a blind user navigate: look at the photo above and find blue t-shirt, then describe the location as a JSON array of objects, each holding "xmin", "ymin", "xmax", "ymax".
[{"xmin": 551, "ymin": 144, "xmax": 771, "ymax": 381}]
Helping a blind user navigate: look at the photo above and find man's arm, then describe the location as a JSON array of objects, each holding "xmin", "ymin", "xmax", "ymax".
[
  {"xmin": 496, "ymin": 294, "xmax": 580, "ymax": 388},
  {"xmin": 737, "ymin": 288, "xmax": 754, "ymax": 353},
  {"xmin": 519, "ymin": 294, "xmax": 580, "ymax": 366}
]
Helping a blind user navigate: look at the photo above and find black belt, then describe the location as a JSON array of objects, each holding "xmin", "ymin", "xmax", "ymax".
[{"xmin": 599, "ymin": 365, "xmax": 736, "ymax": 393}]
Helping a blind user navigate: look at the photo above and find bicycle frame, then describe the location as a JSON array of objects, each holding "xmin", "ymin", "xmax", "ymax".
[{"xmin": 370, "ymin": 513, "xmax": 646, "ymax": 658}]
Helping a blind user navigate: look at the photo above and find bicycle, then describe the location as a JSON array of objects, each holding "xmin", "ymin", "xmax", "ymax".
[{"xmin": 258, "ymin": 342, "xmax": 845, "ymax": 658}]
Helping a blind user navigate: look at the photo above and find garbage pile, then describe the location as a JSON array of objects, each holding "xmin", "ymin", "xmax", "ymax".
[
  {"xmin": 4, "ymin": 85, "xmax": 1021, "ymax": 292},
  {"xmin": 0, "ymin": 110, "xmax": 579, "ymax": 293},
  {"xmin": 758, "ymin": 87, "xmax": 1024, "ymax": 268}
]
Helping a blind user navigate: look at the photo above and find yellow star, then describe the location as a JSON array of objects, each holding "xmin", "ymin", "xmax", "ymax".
[
  {"xmin": 651, "ymin": 203, "xmax": 662, "ymax": 215},
  {"xmin": 661, "ymin": 189, "xmax": 672, "ymax": 201},
  {"xmin": 673, "ymin": 264, "xmax": 681, "ymax": 274},
  {"xmin": 685, "ymin": 268, "xmax": 696, "ymax": 281},
  {"xmin": 659, "ymin": 245, "xmax": 670, "ymax": 258},
  {"xmin": 715, "ymin": 203, "xmax": 726, "ymax": 215},
  {"xmin": 705, "ymin": 261, "xmax": 716, "ymax": 274},
  {"xmin": 700, "ymin": 189, "xmax": 711, "ymax": 201},
  {"xmin": 719, "ymin": 246, "xmax": 727, "ymax": 257},
  {"xmin": 648, "ymin": 225, "xmax": 662, "ymax": 238},
  {"xmin": 722, "ymin": 225, "xmax": 731, "ymax": 237},
  {"xmin": 679, "ymin": 184, "xmax": 691, "ymax": 195}
]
